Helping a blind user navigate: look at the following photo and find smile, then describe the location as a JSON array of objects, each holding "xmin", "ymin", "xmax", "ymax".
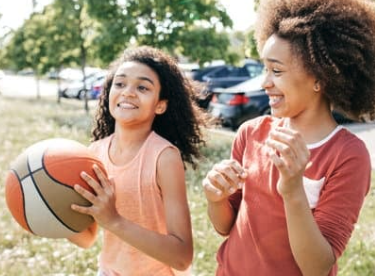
[{"xmin": 117, "ymin": 102, "xmax": 137, "ymax": 109}]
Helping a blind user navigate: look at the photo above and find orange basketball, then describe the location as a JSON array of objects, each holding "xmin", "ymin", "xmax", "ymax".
[{"xmin": 4, "ymin": 138, "xmax": 106, "ymax": 239}]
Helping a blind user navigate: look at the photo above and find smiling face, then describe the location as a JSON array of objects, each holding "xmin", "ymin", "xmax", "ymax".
[
  {"xmin": 109, "ymin": 61, "xmax": 167, "ymax": 129},
  {"xmin": 261, "ymin": 34, "xmax": 325, "ymax": 120}
]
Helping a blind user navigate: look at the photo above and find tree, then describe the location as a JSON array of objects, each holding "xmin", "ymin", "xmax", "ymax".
[
  {"xmin": 4, "ymin": 13, "xmax": 48, "ymax": 99},
  {"xmin": 86, "ymin": 0, "xmax": 233, "ymax": 63},
  {"xmin": 180, "ymin": 27, "xmax": 235, "ymax": 67}
]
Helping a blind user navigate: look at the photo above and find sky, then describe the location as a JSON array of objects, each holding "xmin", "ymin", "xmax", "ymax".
[{"xmin": 0, "ymin": 0, "xmax": 256, "ymax": 32}]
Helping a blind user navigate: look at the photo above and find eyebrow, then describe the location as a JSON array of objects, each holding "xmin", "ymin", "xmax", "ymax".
[
  {"xmin": 114, "ymin": 73, "xmax": 155, "ymax": 86},
  {"xmin": 263, "ymin": 58, "xmax": 285, "ymax": 65}
]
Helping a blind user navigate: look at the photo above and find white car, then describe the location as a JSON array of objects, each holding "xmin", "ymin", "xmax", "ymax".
[{"xmin": 60, "ymin": 70, "xmax": 107, "ymax": 99}]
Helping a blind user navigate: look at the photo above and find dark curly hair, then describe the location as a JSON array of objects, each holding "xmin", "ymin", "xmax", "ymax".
[
  {"xmin": 255, "ymin": 0, "xmax": 375, "ymax": 120},
  {"xmin": 92, "ymin": 46, "xmax": 206, "ymax": 168}
]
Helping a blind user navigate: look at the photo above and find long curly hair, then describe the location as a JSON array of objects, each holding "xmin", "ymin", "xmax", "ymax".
[
  {"xmin": 92, "ymin": 46, "xmax": 206, "ymax": 168},
  {"xmin": 255, "ymin": 0, "xmax": 375, "ymax": 120}
]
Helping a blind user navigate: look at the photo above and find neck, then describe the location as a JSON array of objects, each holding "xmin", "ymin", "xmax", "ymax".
[
  {"xmin": 112, "ymin": 124, "xmax": 152, "ymax": 151},
  {"xmin": 287, "ymin": 111, "xmax": 338, "ymax": 145}
]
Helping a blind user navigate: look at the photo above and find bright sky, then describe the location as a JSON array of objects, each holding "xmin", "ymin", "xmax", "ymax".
[{"xmin": 0, "ymin": 0, "xmax": 256, "ymax": 32}]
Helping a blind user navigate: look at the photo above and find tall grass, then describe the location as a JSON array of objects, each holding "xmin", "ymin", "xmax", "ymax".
[{"xmin": 0, "ymin": 97, "xmax": 374, "ymax": 275}]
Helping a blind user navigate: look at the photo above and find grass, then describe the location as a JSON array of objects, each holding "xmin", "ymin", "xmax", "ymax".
[{"xmin": 0, "ymin": 96, "xmax": 374, "ymax": 275}]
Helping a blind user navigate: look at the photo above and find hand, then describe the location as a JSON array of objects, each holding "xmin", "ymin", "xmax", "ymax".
[
  {"xmin": 266, "ymin": 127, "xmax": 311, "ymax": 197},
  {"xmin": 202, "ymin": 159, "xmax": 247, "ymax": 203},
  {"xmin": 71, "ymin": 164, "xmax": 120, "ymax": 228}
]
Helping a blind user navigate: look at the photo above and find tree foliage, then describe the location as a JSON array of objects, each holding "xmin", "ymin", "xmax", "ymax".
[
  {"xmin": 180, "ymin": 27, "xmax": 231, "ymax": 67},
  {"xmin": 3, "ymin": 0, "xmax": 235, "ymax": 72}
]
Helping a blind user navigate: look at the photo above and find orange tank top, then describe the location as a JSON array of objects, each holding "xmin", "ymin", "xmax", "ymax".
[{"xmin": 89, "ymin": 131, "xmax": 187, "ymax": 276}]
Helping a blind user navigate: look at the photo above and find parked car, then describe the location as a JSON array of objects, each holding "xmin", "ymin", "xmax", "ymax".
[
  {"xmin": 209, "ymin": 73, "xmax": 354, "ymax": 129},
  {"xmin": 60, "ymin": 70, "xmax": 107, "ymax": 99},
  {"xmin": 196, "ymin": 61, "xmax": 264, "ymax": 109},
  {"xmin": 203, "ymin": 60, "xmax": 264, "ymax": 91},
  {"xmin": 190, "ymin": 65, "xmax": 229, "ymax": 82},
  {"xmin": 89, "ymin": 77, "xmax": 106, "ymax": 100},
  {"xmin": 208, "ymin": 74, "xmax": 270, "ymax": 129}
]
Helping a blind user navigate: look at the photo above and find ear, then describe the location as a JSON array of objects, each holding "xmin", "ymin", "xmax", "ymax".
[
  {"xmin": 313, "ymin": 80, "xmax": 321, "ymax": 92},
  {"xmin": 155, "ymin": 100, "xmax": 168, "ymax": 115}
]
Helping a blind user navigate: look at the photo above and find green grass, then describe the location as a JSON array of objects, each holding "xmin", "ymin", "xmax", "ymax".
[{"xmin": 0, "ymin": 97, "xmax": 374, "ymax": 275}]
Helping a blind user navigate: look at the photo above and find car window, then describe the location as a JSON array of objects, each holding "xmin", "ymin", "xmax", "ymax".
[
  {"xmin": 245, "ymin": 64, "xmax": 264, "ymax": 78},
  {"xmin": 209, "ymin": 67, "xmax": 231, "ymax": 78}
]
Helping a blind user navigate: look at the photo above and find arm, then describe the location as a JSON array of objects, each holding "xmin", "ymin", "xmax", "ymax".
[
  {"xmin": 282, "ymin": 187, "xmax": 335, "ymax": 276},
  {"xmin": 202, "ymin": 160, "xmax": 247, "ymax": 235},
  {"xmin": 72, "ymin": 148, "xmax": 192, "ymax": 271},
  {"xmin": 67, "ymin": 222, "xmax": 98, "ymax": 249},
  {"xmin": 267, "ymin": 127, "xmax": 335, "ymax": 276}
]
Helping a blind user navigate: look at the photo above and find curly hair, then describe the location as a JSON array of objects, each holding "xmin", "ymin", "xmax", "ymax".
[
  {"xmin": 255, "ymin": 0, "xmax": 375, "ymax": 120},
  {"xmin": 92, "ymin": 46, "xmax": 206, "ymax": 168}
]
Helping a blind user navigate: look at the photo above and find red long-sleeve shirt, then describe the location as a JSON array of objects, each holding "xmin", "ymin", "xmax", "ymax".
[{"xmin": 216, "ymin": 116, "xmax": 371, "ymax": 276}]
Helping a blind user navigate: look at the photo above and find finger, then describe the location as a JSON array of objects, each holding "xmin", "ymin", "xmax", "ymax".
[
  {"xmin": 269, "ymin": 151, "xmax": 288, "ymax": 173},
  {"xmin": 214, "ymin": 162, "xmax": 247, "ymax": 185},
  {"xmin": 202, "ymin": 178, "xmax": 223, "ymax": 196},
  {"xmin": 271, "ymin": 128, "xmax": 309, "ymax": 159},
  {"xmin": 207, "ymin": 169, "xmax": 238, "ymax": 194},
  {"xmin": 221, "ymin": 159, "xmax": 247, "ymax": 178},
  {"xmin": 80, "ymin": 171, "xmax": 103, "ymax": 195},
  {"xmin": 71, "ymin": 203, "xmax": 91, "ymax": 215},
  {"xmin": 266, "ymin": 138, "xmax": 296, "ymax": 163},
  {"xmin": 93, "ymin": 164, "xmax": 111, "ymax": 189},
  {"xmin": 74, "ymin": 183, "xmax": 97, "ymax": 203}
]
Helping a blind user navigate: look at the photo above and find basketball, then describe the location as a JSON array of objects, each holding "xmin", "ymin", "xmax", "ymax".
[{"xmin": 4, "ymin": 138, "xmax": 106, "ymax": 239}]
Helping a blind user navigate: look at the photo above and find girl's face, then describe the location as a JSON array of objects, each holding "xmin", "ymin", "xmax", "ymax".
[
  {"xmin": 261, "ymin": 34, "xmax": 323, "ymax": 119},
  {"xmin": 109, "ymin": 61, "xmax": 167, "ymax": 128}
]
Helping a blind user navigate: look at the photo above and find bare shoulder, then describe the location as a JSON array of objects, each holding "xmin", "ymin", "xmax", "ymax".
[
  {"xmin": 158, "ymin": 146, "xmax": 183, "ymax": 166},
  {"xmin": 157, "ymin": 147, "xmax": 185, "ymax": 190}
]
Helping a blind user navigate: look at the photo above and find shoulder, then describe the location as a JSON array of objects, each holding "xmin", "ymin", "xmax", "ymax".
[
  {"xmin": 238, "ymin": 115, "xmax": 282, "ymax": 136},
  {"xmin": 234, "ymin": 115, "xmax": 283, "ymax": 146},
  {"xmin": 148, "ymin": 131, "xmax": 179, "ymax": 155},
  {"xmin": 330, "ymin": 127, "xmax": 369, "ymax": 157},
  {"xmin": 88, "ymin": 135, "xmax": 112, "ymax": 154}
]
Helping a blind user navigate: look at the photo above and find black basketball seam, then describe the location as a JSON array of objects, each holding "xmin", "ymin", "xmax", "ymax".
[
  {"xmin": 26, "ymin": 153, "xmax": 79, "ymax": 234},
  {"xmin": 9, "ymin": 169, "xmax": 35, "ymax": 235}
]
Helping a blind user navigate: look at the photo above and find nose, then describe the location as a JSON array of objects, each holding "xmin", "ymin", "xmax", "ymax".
[
  {"xmin": 120, "ymin": 85, "xmax": 136, "ymax": 97},
  {"xmin": 261, "ymin": 73, "xmax": 273, "ymax": 89}
]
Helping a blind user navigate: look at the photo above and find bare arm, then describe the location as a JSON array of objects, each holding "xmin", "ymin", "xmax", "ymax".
[
  {"xmin": 67, "ymin": 222, "xmax": 98, "ymax": 249},
  {"xmin": 202, "ymin": 160, "xmax": 247, "ymax": 235},
  {"xmin": 282, "ymin": 187, "xmax": 335, "ymax": 276},
  {"xmin": 72, "ymin": 148, "xmax": 192, "ymax": 271}
]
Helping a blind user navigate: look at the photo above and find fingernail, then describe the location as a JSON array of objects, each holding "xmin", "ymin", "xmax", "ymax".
[
  {"xmin": 216, "ymin": 190, "xmax": 222, "ymax": 195},
  {"xmin": 229, "ymin": 187, "xmax": 236, "ymax": 194},
  {"xmin": 238, "ymin": 182, "xmax": 244, "ymax": 189}
]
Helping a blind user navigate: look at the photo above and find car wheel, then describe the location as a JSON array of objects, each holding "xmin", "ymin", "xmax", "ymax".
[{"xmin": 77, "ymin": 90, "xmax": 87, "ymax": 100}]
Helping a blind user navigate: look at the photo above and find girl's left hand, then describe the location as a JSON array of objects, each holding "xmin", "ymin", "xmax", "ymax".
[
  {"xmin": 71, "ymin": 164, "xmax": 120, "ymax": 228},
  {"xmin": 265, "ymin": 127, "xmax": 311, "ymax": 197}
]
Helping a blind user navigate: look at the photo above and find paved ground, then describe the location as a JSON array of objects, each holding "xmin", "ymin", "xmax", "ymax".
[{"xmin": 346, "ymin": 122, "xmax": 375, "ymax": 170}]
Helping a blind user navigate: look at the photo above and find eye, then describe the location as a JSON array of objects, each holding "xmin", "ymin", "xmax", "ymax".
[
  {"xmin": 138, "ymin": 85, "xmax": 149, "ymax": 92},
  {"xmin": 114, "ymin": 82, "xmax": 125, "ymax": 88},
  {"xmin": 272, "ymin": 69, "xmax": 282, "ymax": 75}
]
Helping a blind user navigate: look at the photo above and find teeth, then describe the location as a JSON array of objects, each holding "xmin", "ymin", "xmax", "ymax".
[
  {"xmin": 118, "ymin": 102, "xmax": 136, "ymax": 109},
  {"xmin": 269, "ymin": 95, "xmax": 283, "ymax": 105}
]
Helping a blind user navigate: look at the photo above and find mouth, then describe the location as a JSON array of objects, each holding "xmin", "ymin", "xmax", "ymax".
[
  {"xmin": 268, "ymin": 95, "xmax": 284, "ymax": 107},
  {"xmin": 117, "ymin": 101, "xmax": 137, "ymax": 109}
]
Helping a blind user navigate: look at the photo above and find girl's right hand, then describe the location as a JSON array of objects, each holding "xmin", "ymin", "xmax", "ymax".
[{"xmin": 202, "ymin": 159, "xmax": 247, "ymax": 203}]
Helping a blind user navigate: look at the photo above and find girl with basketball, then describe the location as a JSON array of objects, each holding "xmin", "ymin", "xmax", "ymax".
[
  {"xmin": 68, "ymin": 46, "xmax": 206, "ymax": 276},
  {"xmin": 202, "ymin": 0, "xmax": 375, "ymax": 275}
]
